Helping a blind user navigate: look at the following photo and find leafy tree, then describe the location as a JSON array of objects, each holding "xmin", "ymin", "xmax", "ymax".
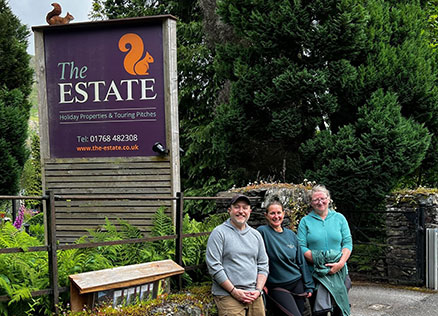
[
  {"xmin": 212, "ymin": 0, "xmax": 438, "ymax": 211},
  {"xmin": 302, "ymin": 90, "xmax": 430, "ymax": 211},
  {"xmin": 213, "ymin": 0, "xmax": 360, "ymax": 183},
  {"xmin": 0, "ymin": 0, "xmax": 33, "ymax": 195},
  {"xmin": 92, "ymin": 1, "xmax": 438, "ymax": 212}
]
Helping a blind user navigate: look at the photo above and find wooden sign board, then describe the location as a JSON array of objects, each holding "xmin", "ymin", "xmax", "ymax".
[
  {"xmin": 69, "ymin": 259, "xmax": 184, "ymax": 312},
  {"xmin": 32, "ymin": 16, "xmax": 180, "ymax": 243}
]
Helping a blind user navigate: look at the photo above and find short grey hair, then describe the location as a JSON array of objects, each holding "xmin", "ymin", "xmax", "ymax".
[{"xmin": 311, "ymin": 184, "xmax": 330, "ymax": 199}]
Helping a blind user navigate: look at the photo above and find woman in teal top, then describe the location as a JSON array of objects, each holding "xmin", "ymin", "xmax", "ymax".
[
  {"xmin": 257, "ymin": 201, "xmax": 314, "ymax": 316},
  {"xmin": 297, "ymin": 185, "xmax": 353, "ymax": 316}
]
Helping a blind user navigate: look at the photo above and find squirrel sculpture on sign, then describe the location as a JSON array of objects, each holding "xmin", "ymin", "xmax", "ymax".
[{"xmin": 46, "ymin": 3, "xmax": 74, "ymax": 25}]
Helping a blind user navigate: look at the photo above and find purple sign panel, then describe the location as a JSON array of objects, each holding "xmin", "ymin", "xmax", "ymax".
[{"xmin": 44, "ymin": 23, "xmax": 165, "ymax": 158}]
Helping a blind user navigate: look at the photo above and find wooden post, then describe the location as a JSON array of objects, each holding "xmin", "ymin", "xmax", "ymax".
[
  {"xmin": 47, "ymin": 191, "xmax": 59, "ymax": 314},
  {"xmin": 11, "ymin": 199, "xmax": 17, "ymax": 223},
  {"xmin": 175, "ymin": 192, "xmax": 184, "ymax": 290}
]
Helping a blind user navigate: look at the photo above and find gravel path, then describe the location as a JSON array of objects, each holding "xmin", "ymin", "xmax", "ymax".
[{"xmin": 349, "ymin": 283, "xmax": 438, "ymax": 316}]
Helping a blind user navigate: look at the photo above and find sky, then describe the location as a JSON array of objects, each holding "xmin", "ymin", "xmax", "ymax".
[{"xmin": 8, "ymin": 0, "xmax": 94, "ymax": 55}]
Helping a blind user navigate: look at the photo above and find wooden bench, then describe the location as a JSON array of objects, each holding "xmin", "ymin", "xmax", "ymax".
[{"xmin": 69, "ymin": 259, "xmax": 184, "ymax": 312}]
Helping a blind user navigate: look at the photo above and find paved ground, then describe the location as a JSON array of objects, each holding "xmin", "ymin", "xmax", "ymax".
[{"xmin": 349, "ymin": 283, "xmax": 438, "ymax": 316}]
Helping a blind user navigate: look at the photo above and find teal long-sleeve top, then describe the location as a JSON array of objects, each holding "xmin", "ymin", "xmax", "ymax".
[
  {"xmin": 297, "ymin": 209, "xmax": 353, "ymax": 255},
  {"xmin": 257, "ymin": 225, "xmax": 314, "ymax": 292}
]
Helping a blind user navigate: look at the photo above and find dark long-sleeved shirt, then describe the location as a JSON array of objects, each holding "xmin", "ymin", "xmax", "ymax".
[{"xmin": 257, "ymin": 225, "xmax": 314, "ymax": 292}]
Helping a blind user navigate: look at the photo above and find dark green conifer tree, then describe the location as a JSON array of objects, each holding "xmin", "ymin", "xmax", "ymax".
[
  {"xmin": 301, "ymin": 90, "xmax": 430, "ymax": 211},
  {"xmin": 0, "ymin": 0, "xmax": 33, "ymax": 195},
  {"xmin": 213, "ymin": 0, "xmax": 372, "ymax": 183},
  {"xmin": 93, "ymin": 0, "xmax": 438, "ymax": 212},
  {"xmin": 214, "ymin": 0, "xmax": 437, "ymax": 211}
]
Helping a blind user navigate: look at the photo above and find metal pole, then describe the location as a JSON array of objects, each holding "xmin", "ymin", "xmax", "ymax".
[
  {"xmin": 11, "ymin": 199, "xmax": 17, "ymax": 223},
  {"xmin": 46, "ymin": 191, "xmax": 59, "ymax": 314},
  {"xmin": 416, "ymin": 206, "xmax": 426, "ymax": 286},
  {"xmin": 175, "ymin": 192, "xmax": 184, "ymax": 290}
]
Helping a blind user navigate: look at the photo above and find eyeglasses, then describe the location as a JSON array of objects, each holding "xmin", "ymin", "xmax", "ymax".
[{"xmin": 311, "ymin": 198, "xmax": 327, "ymax": 203}]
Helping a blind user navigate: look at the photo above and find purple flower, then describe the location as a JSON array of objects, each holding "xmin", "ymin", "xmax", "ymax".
[{"xmin": 13, "ymin": 204, "xmax": 26, "ymax": 229}]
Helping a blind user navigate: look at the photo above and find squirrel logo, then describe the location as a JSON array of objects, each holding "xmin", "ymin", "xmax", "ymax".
[
  {"xmin": 46, "ymin": 3, "xmax": 74, "ymax": 25},
  {"xmin": 118, "ymin": 33, "xmax": 154, "ymax": 75}
]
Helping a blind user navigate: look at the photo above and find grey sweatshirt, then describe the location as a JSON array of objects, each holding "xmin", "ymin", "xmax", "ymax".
[{"xmin": 206, "ymin": 218, "xmax": 269, "ymax": 296}]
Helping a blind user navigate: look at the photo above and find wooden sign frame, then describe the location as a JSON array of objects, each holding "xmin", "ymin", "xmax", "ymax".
[{"xmin": 32, "ymin": 16, "xmax": 179, "ymax": 243}]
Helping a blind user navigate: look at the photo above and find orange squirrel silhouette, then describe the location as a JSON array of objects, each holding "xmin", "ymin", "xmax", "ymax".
[
  {"xmin": 46, "ymin": 3, "xmax": 74, "ymax": 25},
  {"xmin": 118, "ymin": 33, "xmax": 154, "ymax": 75}
]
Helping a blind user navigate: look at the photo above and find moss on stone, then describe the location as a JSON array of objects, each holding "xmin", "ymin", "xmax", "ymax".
[{"xmin": 66, "ymin": 285, "xmax": 216, "ymax": 316}]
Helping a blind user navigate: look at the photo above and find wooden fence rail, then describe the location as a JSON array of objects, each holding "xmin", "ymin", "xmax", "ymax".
[{"xmin": 0, "ymin": 191, "xmax": 220, "ymax": 314}]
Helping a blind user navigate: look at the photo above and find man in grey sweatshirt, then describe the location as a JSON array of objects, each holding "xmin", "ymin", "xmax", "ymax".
[{"xmin": 206, "ymin": 194, "xmax": 269, "ymax": 316}]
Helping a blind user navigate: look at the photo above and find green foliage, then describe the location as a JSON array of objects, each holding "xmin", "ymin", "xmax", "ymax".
[
  {"xmin": 0, "ymin": 0, "xmax": 33, "ymax": 196},
  {"xmin": 0, "ymin": 89, "xmax": 31, "ymax": 195},
  {"xmin": 140, "ymin": 207, "xmax": 175, "ymax": 262},
  {"xmin": 22, "ymin": 212, "xmax": 46, "ymax": 244},
  {"xmin": 353, "ymin": 1, "xmax": 438, "ymax": 189},
  {"xmin": 75, "ymin": 207, "xmax": 221, "ymax": 286},
  {"xmin": 0, "ymin": 222, "xmax": 49, "ymax": 315},
  {"xmin": 213, "ymin": 0, "xmax": 370, "ymax": 183},
  {"xmin": 26, "ymin": 212, "xmax": 44, "ymax": 226},
  {"xmin": 76, "ymin": 218, "xmax": 144, "ymax": 269},
  {"xmin": 214, "ymin": 0, "xmax": 438, "ymax": 211},
  {"xmin": 94, "ymin": 0, "xmax": 438, "ymax": 215},
  {"xmin": 285, "ymin": 199, "xmax": 310, "ymax": 232},
  {"xmin": 349, "ymin": 242, "xmax": 386, "ymax": 273},
  {"xmin": 0, "ymin": 206, "xmax": 220, "ymax": 315},
  {"xmin": 426, "ymin": 0, "xmax": 438, "ymax": 49},
  {"xmin": 183, "ymin": 177, "xmax": 233, "ymax": 217},
  {"xmin": 28, "ymin": 223, "xmax": 45, "ymax": 244},
  {"xmin": 0, "ymin": 0, "xmax": 33, "ymax": 95},
  {"xmin": 20, "ymin": 133, "xmax": 42, "ymax": 208},
  {"xmin": 0, "ymin": 137, "xmax": 21, "ymax": 195},
  {"xmin": 63, "ymin": 285, "xmax": 215, "ymax": 316},
  {"xmin": 301, "ymin": 90, "xmax": 431, "ymax": 211},
  {"xmin": 90, "ymin": 0, "xmax": 165, "ymax": 20}
]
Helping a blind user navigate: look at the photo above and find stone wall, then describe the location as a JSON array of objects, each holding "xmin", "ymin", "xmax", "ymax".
[
  {"xmin": 216, "ymin": 183, "xmax": 312, "ymax": 229},
  {"xmin": 385, "ymin": 191, "xmax": 438, "ymax": 285}
]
